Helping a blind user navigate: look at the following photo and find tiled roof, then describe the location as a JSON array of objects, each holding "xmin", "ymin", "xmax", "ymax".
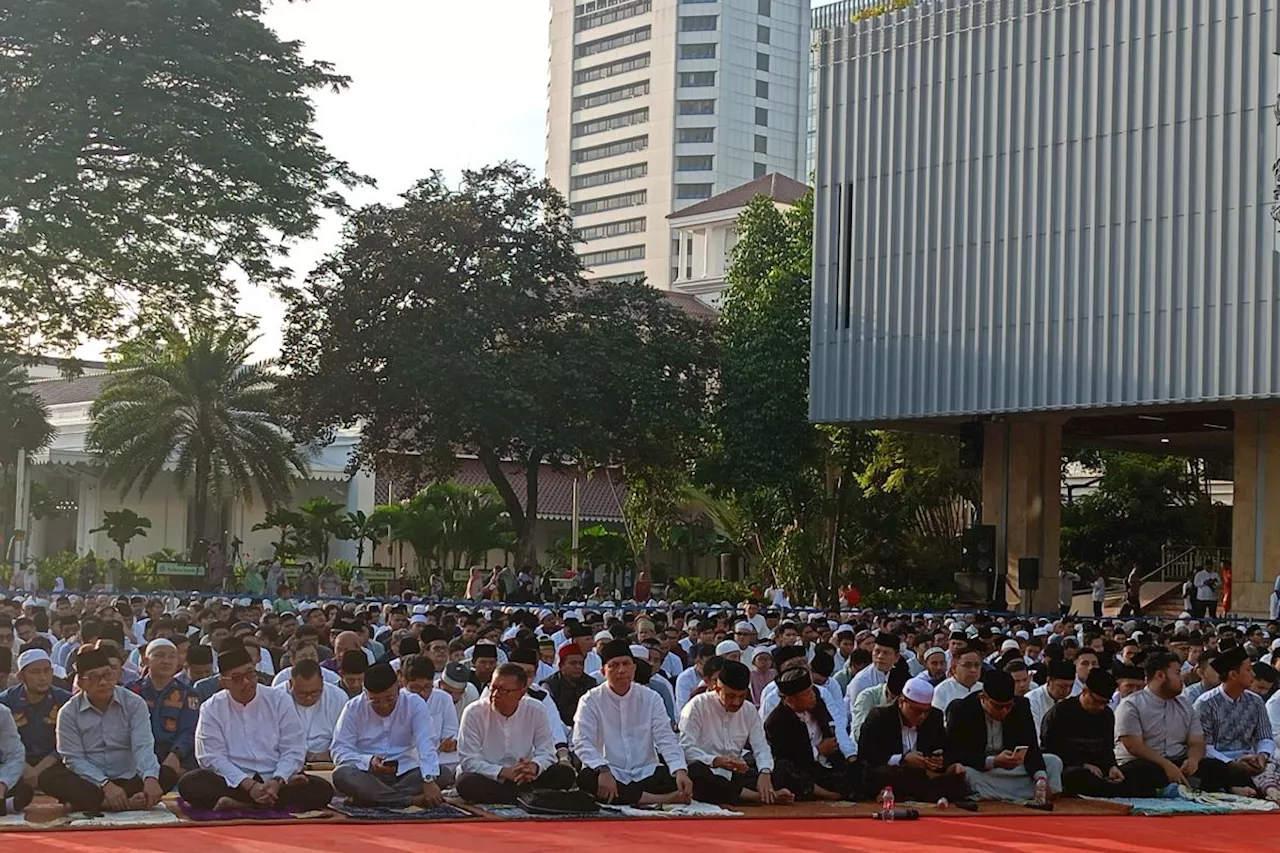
[
  {"xmin": 375, "ymin": 458, "xmax": 626, "ymax": 522},
  {"xmin": 661, "ymin": 291, "xmax": 719, "ymax": 319},
  {"xmin": 667, "ymin": 173, "xmax": 810, "ymax": 220},
  {"xmin": 29, "ymin": 372, "xmax": 115, "ymax": 406}
]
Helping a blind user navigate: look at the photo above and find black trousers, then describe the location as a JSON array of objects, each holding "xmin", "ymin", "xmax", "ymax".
[
  {"xmin": 1062, "ymin": 766, "xmax": 1135, "ymax": 797},
  {"xmin": 40, "ymin": 763, "xmax": 180, "ymax": 811},
  {"xmin": 0, "ymin": 780, "xmax": 35, "ymax": 815},
  {"xmin": 863, "ymin": 765, "xmax": 969, "ymax": 803},
  {"xmin": 1093, "ymin": 601, "xmax": 1104, "ymax": 619},
  {"xmin": 177, "ymin": 769, "xmax": 334, "ymax": 811},
  {"xmin": 772, "ymin": 757, "xmax": 860, "ymax": 801},
  {"xmin": 577, "ymin": 765, "xmax": 676, "ymax": 805},
  {"xmin": 455, "ymin": 763, "xmax": 576, "ymax": 804},
  {"xmin": 1197, "ymin": 757, "xmax": 1256, "ymax": 793},
  {"xmin": 686, "ymin": 761, "xmax": 763, "ymax": 805}
]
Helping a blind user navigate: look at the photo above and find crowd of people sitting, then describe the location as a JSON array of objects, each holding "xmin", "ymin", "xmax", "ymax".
[{"xmin": 0, "ymin": 590, "xmax": 1277, "ymax": 819}]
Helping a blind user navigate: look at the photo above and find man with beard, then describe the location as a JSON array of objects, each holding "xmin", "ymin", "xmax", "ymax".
[{"xmin": 544, "ymin": 644, "xmax": 596, "ymax": 731}]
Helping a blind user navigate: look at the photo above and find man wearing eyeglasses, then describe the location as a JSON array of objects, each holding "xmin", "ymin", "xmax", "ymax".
[
  {"xmin": 944, "ymin": 669, "xmax": 1063, "ymax": 803},
  {"xmin": 45, "ymin": 646, "xmax": 172, "ymax": 811},
  {"xmin": 178, "ymin": 644, "xmax": 334, "ymax": 811}
]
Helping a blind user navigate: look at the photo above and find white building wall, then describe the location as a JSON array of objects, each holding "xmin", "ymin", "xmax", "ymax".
[{"xmin": 548, "ymin": 0, "xmax": 809, "ymax": 289}]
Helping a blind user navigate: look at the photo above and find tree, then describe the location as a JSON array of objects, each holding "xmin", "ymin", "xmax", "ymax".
[
  {"xmin": 0, "ymin": 357, "xmax": 56, "ymax": 545},
  {"xmin": 89, "ymin": 508, "xmax": 151, "ymax": 561},
  {"xmin": 1061, "ymin": 451, "xmax": 1214, "ymax": 576},
  {"xmin": 280, "ymin": 163, "xmax": 713, "ymax": 568},
  {"xmin": 252, "ymin": 507, "xmax": 304, "ymax": 563},
  {"xmin": 431, "ymin": 482, "xmax": 515, "ymax": 572},
  {"xmin": 345, "ymin": 510, "xmax": 383, "ymax": 567},
  {"xmin": 0, "ymin": 0, "xmax": 368, "ymax": 353},
  {"xmin": 88, "ymin": 319, "xmax": 309, "ymax": 551},
  {"xmin": 296, "ymin": 497, "xmax": 350, "ymax": 565}
]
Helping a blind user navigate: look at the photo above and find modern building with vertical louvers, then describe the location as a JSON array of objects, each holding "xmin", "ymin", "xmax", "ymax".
[{"xmin": 810, "ymin": 0, "xmax": 1280, "ymax": 615}]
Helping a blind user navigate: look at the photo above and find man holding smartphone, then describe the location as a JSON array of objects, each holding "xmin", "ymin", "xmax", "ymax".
[
  {"xmin": 944, "ymin": 670, "xmax": 1062, "ymax": 803},
  {"xmin": 857, "ymin": 678, "xmax": 970, "ymax": 803}
]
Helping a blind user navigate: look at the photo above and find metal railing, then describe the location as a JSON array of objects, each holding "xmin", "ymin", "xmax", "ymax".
[{"xmin": 1155, "ymin": 545, "xmax": 1230, "ymax": 583}]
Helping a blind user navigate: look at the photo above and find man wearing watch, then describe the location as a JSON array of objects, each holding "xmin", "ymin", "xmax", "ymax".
[
  {"xmin": 331, "ymin": 662, "xmax": 443, "ymax": 808},
  {"xmin": 179, "ymin": 643, "xmax": 334, "ymax": 811}
]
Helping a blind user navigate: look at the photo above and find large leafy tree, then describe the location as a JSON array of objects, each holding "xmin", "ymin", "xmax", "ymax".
[
  {"xmin": 281, "ymin": 163, "xmax": 713, "ymax": 567},
  {"xmin": 0, "ymin": 0, "xmax": 367, "ymax": 352},
  {"xmin": 0, "ymin": 357, "xmax": 55, "ymax": 546},
  {"xmin": 296, "ymin": 496, "xmax": 350, "ymax": 565},
  {"xmin": 88, "ymin": 319, "xmax": 309, "ymax": 551}
]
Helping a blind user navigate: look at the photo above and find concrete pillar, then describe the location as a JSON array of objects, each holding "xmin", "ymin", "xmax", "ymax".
[
  {"xmin": 1231, "ymin": 408, "xmax": 1280, "ymax": 616},
  {"xmin": 981, "ymin": 419, "xmax": 1063, "ymax": 613},
  {"xmin": 334, "ymin": 470, "xmax": 376, "ymax": 564},
  {"xmin": 76, "ymin": 477, "xmax": 101, "ymax": 557}
]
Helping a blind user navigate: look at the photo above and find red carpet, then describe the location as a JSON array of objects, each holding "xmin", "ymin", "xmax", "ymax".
[{"xmin": 9, "ymin": 815, "xmax": 1276, "ymax": 853}]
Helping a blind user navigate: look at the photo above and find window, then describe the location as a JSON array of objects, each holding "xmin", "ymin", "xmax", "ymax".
[
  {"xmin": 757, "ymin": 25, "xmax": 770, "ymax": 44},
  {"xmin": 677, "ymin": 127, "xmax": 715, "ymax": 143},
  {"xmin": 571, "ymin": 161, "xmax": 648, "ymax": 191},
  {"xmin": 570, "ymin": 189, "xmax": 647, "ymax": 216},
  {"xmin": 676, "ymin": 155, "xmax": 714, "ymax": 171},
  {"xmin": 574, "ymin": 52, "xmax": 650, "ymax": 85},
  {"xmin": 676, "ymin": 183, "xmax": 714, "ymax": 200},
  {"xmin": 755, "ymin": 107, "xmax": 768, "ymax": 126},
  {"xmin": 758, "ymin": 0, "xmax": 771, "ymax": 15},
  {"xmin": 572, "ymin": 107, "xmax": 648, "ymax": 138},
  {"xmin": 575, "ymin": 26, "xmax": 650, "ymax": 59},
  {"xmin": 680, "ymin": 0, "xmax": 716, "ymax": 3},
  {"xmin": 755, "ymin": 80, "xmax": 769, "ymax": 99},
  {"xmin": 573, "ymin": 80, "xmax": 650, "ymax": 112},
  {"xmin": 754, "ymin": 134, "xmax": 768, "ymax": 154},
  {"xmin": 678, "ymin": 99, "xmax": 715, "ymax": 115},
  {"xmin": 593, "ymin": 273, "xmax": 646, "ymax": 284},
  {"xmin": 576, "ymin": 0, "xmax": 650, "ymax": 33},
  {"xmin": 756, "ymin": 52, "xmax": 770, "ymax": 72},
  {"xmin": 679, "ymin": 43, "xmax": 717, "ymax": 60},
  {"xmin": 685, "ymin": 235, "xmax": 693, "ymax": 279},
  {"xmin": 678, "ymin": 71, "xmax": 716, "ymax": 88},
  {"xmin": 580, "ymin": 245, "xmax": 645, "ymax": 267},
  {"xmin": 680, "ymin": 15, "xmax": 718, "ymax": 32},
  {"xmin": 754, "ymin": 162, "xmax": 767, "ymax": 178},
  {"xmin": 572, "ymin": 134, "xmax": 648, "ymax": 164},
  {"xmin": 577, "ymin": 217, "xmax": 646, "ymax": 242}
]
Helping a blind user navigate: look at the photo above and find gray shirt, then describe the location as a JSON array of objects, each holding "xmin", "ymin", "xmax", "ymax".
[
  {"xmin": 56, "ymin": 687, "xmax": 160, "ymax": 785},
  {"xmin": 0, "ymin": 705, "xmax": 25, "ymax": 790},
  {"xmin": 1114, "ymin": 687, "xmax": 1202, "ymax": 763}
]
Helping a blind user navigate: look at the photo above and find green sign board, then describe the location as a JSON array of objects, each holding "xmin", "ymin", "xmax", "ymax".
[{"xmin": 156, "ymin": 562, "xmax": 206, "ymax": 577}]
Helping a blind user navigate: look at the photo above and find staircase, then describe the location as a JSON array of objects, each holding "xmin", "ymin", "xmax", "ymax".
[{"xmin": 1070, "ymin": 581, "xmax": 1183, "ymax": 618}]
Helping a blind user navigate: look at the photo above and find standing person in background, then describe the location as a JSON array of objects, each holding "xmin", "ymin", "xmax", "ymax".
[
  {"xmin": 1221, "ymin": 561, "xmax": 1233, "ymax": 617},
  {"xmin": 1271, "ymin": 571, "xmax": 1280, "ymax": 622},
  {"xmin": 296, "ymin": 563, "xmax": 319, "ymax": 599},
  {"xmin": 1193, "ymin": 563, "xmax": 1221, "ymax": 619},
  {"xmin": 1120, "ymin": 566, "xmax": 1142, "ymax": 618},
  {"xmin": 1058, "ymin": 568, "xmax": 1081, "ymax": 616},
  {"xmin": 1091, "ymin": 571, "xmax": 1107, "ymax": 620},
  {"xmin": 205, "ymin": 544, "xmax": 226, "ymax": 593},
  {"xmin": 319, "ymin": 565, "xmax": 342, "ymax": 597}
]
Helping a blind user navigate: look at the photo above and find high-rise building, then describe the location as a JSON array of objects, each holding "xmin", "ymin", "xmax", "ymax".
[{"xmin": 547, "ymin": 0, "xmax": 811, "ymax": 288}]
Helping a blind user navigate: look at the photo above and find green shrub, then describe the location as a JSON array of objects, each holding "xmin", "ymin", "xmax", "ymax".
[
  {"xmin": 859, "ymin": 586, "xmax": 954, "ymax": 612},
  {"xmin": 672, "ymin": 576, "xmax": 750, "ymax": 605}
]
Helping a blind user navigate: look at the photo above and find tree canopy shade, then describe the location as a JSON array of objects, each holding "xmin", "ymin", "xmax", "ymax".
[
  {"xmin": 0, "ymin": 0, "xmax": 367, "ymax": 352},
  {"xmin": 280, "ymin": 163, "xmax": 714, "ymax": 567},
  {"xmin": 88, "ymin": 320, "xmax": 309, "ymax": 550}
]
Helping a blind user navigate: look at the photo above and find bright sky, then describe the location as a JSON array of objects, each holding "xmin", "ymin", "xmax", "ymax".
[{"xmin": 79, "ymin": 0, "xmax": 550, "ymax": 362}]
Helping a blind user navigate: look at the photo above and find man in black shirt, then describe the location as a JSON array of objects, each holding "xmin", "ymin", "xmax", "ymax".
[{"xmin": 1040, "ymin": 669, "xmax": 1127, "ymax": 796}]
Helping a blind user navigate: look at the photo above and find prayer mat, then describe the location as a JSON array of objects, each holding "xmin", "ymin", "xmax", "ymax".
[
  {"xmin": 174, "ymin": 798, "xmax": 335, "ymax": 822},
  {"xmin": 1083, "ymin": 793, "xmax": 1279, "ymax": 816},
  {"xmin": 0, "ymin": 804, "xmax": 181, "ymax": 831},
  {"xmin": 467, "ymin": 804, "xmax": 598, "ymax": 821},
  {"xmin": 330, "ymin": 802, "xmax": 474, "ymax": 821}
]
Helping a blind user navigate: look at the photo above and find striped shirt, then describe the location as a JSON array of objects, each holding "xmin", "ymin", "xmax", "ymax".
[{"xmin": 1194, "ymin": 686, "xmax": 1277, "ymax": 762}]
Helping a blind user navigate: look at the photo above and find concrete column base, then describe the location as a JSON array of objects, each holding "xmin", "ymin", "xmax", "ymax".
[{"xmin": 1231, "ymin": 408, "xmax": 1280, "ymax": 617}]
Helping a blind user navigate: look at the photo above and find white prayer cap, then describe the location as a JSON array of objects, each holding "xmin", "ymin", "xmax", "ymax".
[
  {"xmin": 17, "ymin": 649, "xmax": 50, "ymax": 672},
  {"xmin": 594, "ymin": 630, "xmax": 613, "ymax": 642},
  {"xmin": 412, "ymin": 604, "xmax": 427, "ymax": 614},
  {"xmin": 901, "ymin": 677, "xmax": 934, "ymax": 705},
  {"xmin": 629, "ymin": 644, "xmax": 649, "ymax": 659},
  {"xmin": 145, "ymin": 638, "xmax": 177, "ymax": 655},
  {"xmin": 734, "ymin": 621, "xmax": 756, "ymax": 633},
  {"xmin": 237, "ymin": 598, "xmax": 251, "ymax": 607},
  {"xmin": 1000, "ymin": 639, "xmax": 1020, "ymax": 652},
  {"xmin": 538, "ymin": 609, "xmax": 553, "ymax": 619},
  {"xmin": 501, "ymin": 626, "xmax": 520, "ymax": 641},
  {"xmin": 965, "ymin": 626, "xmax": 980, "ymax": 638},
  {"xmin": 716, "ymin": 640, "xmax": 740, "ymax": 656},
  {"xmin": 410, "ymin": 614, "xmax": 428, "ymax": 625},
  {"xmin": 750, "ymin": 647, "xmax": 773, "ymax": 665},
  {"xmin": 21, "ymin": 598, "xmax": 36, "ymax": 607},
  {"xmin": 922, "ymin": 647, "xmax": 946, "ymax": 661},
  {"xmin": 1270, "ymin": 638, "xmax": 1280, "ymax": 651},
  {"xmin": 261, "ymin": 600, "xmax": 274, "ymax": 612}
]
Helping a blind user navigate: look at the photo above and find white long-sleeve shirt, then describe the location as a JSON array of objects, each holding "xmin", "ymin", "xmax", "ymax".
[
  {"xmin": 480, "ymin": 686, "xmax": 568, "ymax": 748},
  {"xmin": 331, "ymin": 690, "xmax": 440, "ymax": 778},
  {"xmin": 675, "ymin": 667, "xmax": 703, "ymax": 713},
  {"xmin": 759, "ymin": 679, "xmax": 858, "ymax": 758},
  {"xmin": 272, "ymin": 666, "xmax": 340, "ymax": 687},
  {"xmin": 273, "ymin": 682, "xmax": 348, "ymax": 754},
  {"xmin": 195, "ymin": 686, "xmax": 306, "ymax": 788},
  {"xmin": 846, "ymin": 664, "xmax": 889, "ymax": 707},
  {"xmin": 931, "ymin": 678, "xmax": 982, "ymax": 713},
  {"xmin": 414, "ymin": 688, "xmax": 460, "ymax": 768},
  {"xmin": 573, "ymin": 682, "xmax": 686, "ymax": 784},
  {"xmin": 458, "ymin": 696, "xmax": 557, "ymax": 780},
  {"xmin": 678, "ymin": 692, "xmax": 773, "ymax": 778},
  {"xmin": 1026, "ymin": 685, "xmax": 1059, "ymax": 742}
]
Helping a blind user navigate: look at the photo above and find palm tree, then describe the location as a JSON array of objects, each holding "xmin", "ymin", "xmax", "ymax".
[
  {"xmin": 0, "ymin": 357, "xmax": 55, "ymax": 545},
  {"xmin": 345, "ymin": 510, "xmax": 383, "ymax": 566},
  {"xmin": 89, "ymin": 508, "xmax": 152, "ymax": 561},
  {"xmin": 88, "ymin": 321, "xmax": 309, "ymax": 551},
  {"xmin": 432, "ymin": 482, "xmax": 514, "ymax": 571},
  {"xmin": 297, "ymin": 496, "xmax": 349, "ymax": 565}
]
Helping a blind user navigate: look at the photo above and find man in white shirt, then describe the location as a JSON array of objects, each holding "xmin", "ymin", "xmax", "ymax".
[
  {"xmin": 271, "ymin": 637, "xmax": 340, "ymax": 687},
  {"xmin": 1193, "ymin": 565, "xmax": 1221, "ymax": 619},
  {"xmin": 846, "ymin": 632, "xmax": 900, "ymax": 708},
  {"xmin": 679, "ymin": 659, "xmax": 792, "ymax": 805},
  {"xmin": 675, "ymin": 644, "xmax": 717, "ymax": 713},
  {"xmin": 179, "ymin": 646, "xmax": 334, "ymax": 811},
  {"xmin": 401, "ymin": 656, "xmax": 460, "ymax": 787},
  {"xmin": 437, "ymin": 662, "xmax": 480, "ymax": 720},
  {"xmin": 277, "ymin": 659, "xmax": 347, "ymax": 765},
  {"xmin": 1026, "ymin": 661, "xmax": 1076, "ymax": 740},
  {"xmin": 573, "ymin": 639, "xmax": 693, "ymax": 806},
  {"xmin": 743, "ymin": 599, "xmax": 771, "ymax": 641},
  {"xmin": 1058, "ymin": 569, "xmax": 1081, "ymax": 616},
  {"xmin": 331, "ymin": 662, "xmax": 444, "ymax": 808},
  {"xmin": 1091, "ymin": 573, "xmax": 1107, "ymax": 620},
  {"xmin": 932, "ymin": 646, "xmax": 984, "ymax": 713},
  {"xmin": 455, "ymin": 663, "xmax": 577, "ymax": 803}
]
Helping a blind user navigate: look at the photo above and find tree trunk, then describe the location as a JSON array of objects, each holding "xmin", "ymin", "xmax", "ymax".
[
  {"xmin": 477, "ymin": 445, "xmax": 541, "ymax": 570},
  {"xmin": 192, "ymin": 459, "xmax": 209, "ymax": 554}
]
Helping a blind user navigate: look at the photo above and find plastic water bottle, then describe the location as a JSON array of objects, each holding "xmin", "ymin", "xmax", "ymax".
[
  {"xmin": 1034, "ymin": 777, "xmax": 1048, "ymax": 806},
  {"xmin": 879, "ymin": 786, "xmax": 895, "ymax": 821}
]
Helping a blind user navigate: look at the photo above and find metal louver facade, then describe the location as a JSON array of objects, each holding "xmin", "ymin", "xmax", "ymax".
[{"xmin": 810, "ymin": 0, "xmax": 1280, "ymax": 423}]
